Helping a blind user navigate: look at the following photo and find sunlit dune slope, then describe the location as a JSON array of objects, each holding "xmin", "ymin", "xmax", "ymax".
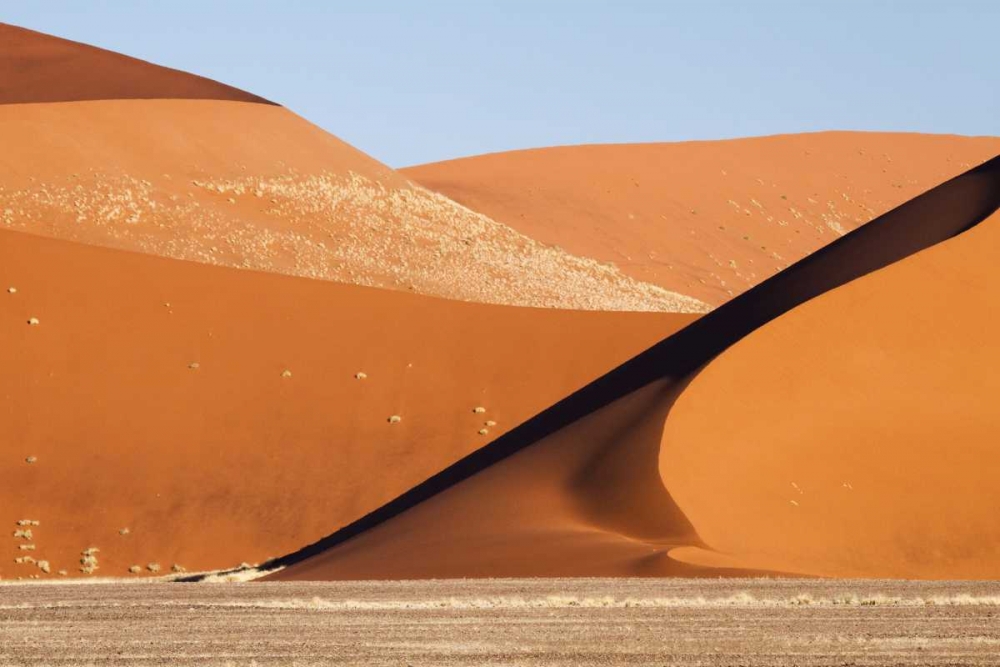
[
  {"xmin": 271, "ymin": 157, "xmax": 1000, "ymax": 581},
  {"xmin": 405, "ymin": 133, "xmax": 1000, "ymax": 305},
  {"xmin": 0, "ymin": 227, "xmax": 692, "ymax": 580},
  {"xmin": 0, "ymin": 23, "xmax": 270, "ymax": 104},
  {"xmin": 663, "ymin": 207, "xmax": 1000, "ymax": 579},
  {"xmin": 0, "ymin": 25, "xmax": 700, "ymax": 311}
]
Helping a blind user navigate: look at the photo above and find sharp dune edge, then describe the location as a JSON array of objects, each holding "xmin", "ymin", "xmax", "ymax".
[
  {"xmin": 268, "ymin": 156, "xmax": 1000, "ymax": 581},
  {"xmin": 0, "ymin": 23, "xmax": 272, "ymax": 105}
]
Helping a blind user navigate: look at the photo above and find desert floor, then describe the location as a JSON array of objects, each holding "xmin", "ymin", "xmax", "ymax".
[{"xmin": 2, "ymin": 578, "xmax": 1000, "ymax": 665}]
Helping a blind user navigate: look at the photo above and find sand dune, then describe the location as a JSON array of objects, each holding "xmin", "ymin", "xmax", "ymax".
[
  {"xmin": 271, "ymin": 157, "xmax": 1000, "ymax": 580},
  {"xmin": 0, "ymin": 25, "xmax": 701, "ymax": 311},
  {"xmin": 0, "ymin": 23, "xmax": 271, "ymax": 105},
  {"xmin": 0, "ymin": 227, "xmax": 691, "ymax": 580},
  {"xmin": 405, "ymin": 134, "xmax": 1000, "ymax": 305}
]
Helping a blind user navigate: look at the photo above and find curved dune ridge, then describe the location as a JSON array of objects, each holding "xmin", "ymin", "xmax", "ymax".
[
  {"xmin": 269, "ymin": 156, "xmax": 1000, "ymax": 581},
  {"xmin": 0, "ymin": 23, "xmax": 271, "ymax": 105},
  {"xmin": 0, "ymin": 25, "xmax": 701, "ymax": 312},
  {"xmin": 0, "ymin": 226, "xmax": 692, "ymax": 580},
  {"xmin": 405, "ymin": 134, "xmax": 1000, "ymax": 306}
]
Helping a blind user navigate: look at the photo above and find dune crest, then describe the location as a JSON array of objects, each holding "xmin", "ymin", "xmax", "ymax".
[
  {"xmin": 269, "ymin": 156, "xmax": 1000, "ymax": 581},
  {"xmin": 0, "ymin": 23, "xmax": 271, "ymax": 105}
]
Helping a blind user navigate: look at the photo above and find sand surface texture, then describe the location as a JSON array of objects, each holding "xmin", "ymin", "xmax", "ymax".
[{"xmin": 4, "ymin": 578, "xmax": 1000, "ymax": 666}]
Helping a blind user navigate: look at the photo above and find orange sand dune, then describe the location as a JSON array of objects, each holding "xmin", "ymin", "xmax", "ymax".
[
  {"xmin": 0, "ymin": 23, "xmax": 270, "ymax": 104},
  {"xmin": 405, "ymin": 133, "xmax": 1000, "ymax": 305},
  {"xmin": 662, "ymin": 207, "xmax": 1000, "ymax": 579},
  {"xmin": 0, "ymin": 26, "xmax": 701, "ymax": 311},
  {"xmin": 272, "ymin": 157, "xmax": 1000, "ymax": 581},
  {"xmin": 0, "ymin": 227, "xmax": 691, "ymax": 580},
  {"xmin": 0, "ymin": 98, "xmax": 699, "ymax": 311}
]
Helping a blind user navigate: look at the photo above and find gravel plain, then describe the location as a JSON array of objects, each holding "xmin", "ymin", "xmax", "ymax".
[{"xmin": 2, "ymin": 578, "xmax": 1000, "ymax": 666}]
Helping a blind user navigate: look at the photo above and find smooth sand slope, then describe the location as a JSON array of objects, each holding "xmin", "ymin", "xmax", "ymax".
[
  {"xmin": 406, "ymin": 134, "xmax": 1000, "ymax": 305},
  {"xmin": 0, "ymin": 23, "xmax": 271, "ymax": 104},
  {"xmin": 272, "ymin": 157, "xmax": 1000, "ymax": 581},
  {"xmin": 0, "ymin": 228, "xmax": 692, "ymax": 580},
  {"xmin": 0, "ymin": 25, "xmax": 700, "ymax": 311}
]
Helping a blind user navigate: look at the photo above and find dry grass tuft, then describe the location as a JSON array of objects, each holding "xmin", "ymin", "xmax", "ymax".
[
  {"xmin": 79, "ymin": 547, "xmax": 100, "ymax": 575},
  {"xmin": 0, "ymin": 169, "xmax": 707, "ymax": 312}
]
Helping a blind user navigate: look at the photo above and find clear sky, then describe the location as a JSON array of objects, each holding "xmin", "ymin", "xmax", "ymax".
[{"xmin": 6, "ymin": 1, "xmax": 998, "ymax": 167}]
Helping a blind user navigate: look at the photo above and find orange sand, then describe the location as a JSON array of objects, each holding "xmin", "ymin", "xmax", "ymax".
[
  {"xmin": 0, "ymin": 23, "xmax": 270, "ymax": 104},
  {"xmin": 0, "ymin": 227, "xmax": 690, "ymax": 579},
  {"xmin": 273, "ymin": 159, "xmax": 1000, "ymax": 581},
  {"xmin": 663, "ymin": 209, "xmax": 1000, "ymax": 579},
  {"xmin": 406, "ymin": 134, "xmax": 1000, "ymax": 305}
]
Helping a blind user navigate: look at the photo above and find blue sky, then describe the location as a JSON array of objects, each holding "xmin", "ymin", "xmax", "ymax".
[{"xmin": 6, "ymin": 1, "xmax": 998, "ymax": 166}]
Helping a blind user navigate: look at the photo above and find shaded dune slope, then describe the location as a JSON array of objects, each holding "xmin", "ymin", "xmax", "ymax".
[
  {"xmin": 406, "ymin": 134, "xmax": 1000, "ymax": 305},
  {"xmin": 270, "ymin": 156, "xmax": 1000, "ymax": 580},
  {"xmin": 0, "ymin": 23, "xmax": 271, "ymax": 104},
  {"xmin": 0, "ymin": 228, "xmax": 691, "ymax": 580}
]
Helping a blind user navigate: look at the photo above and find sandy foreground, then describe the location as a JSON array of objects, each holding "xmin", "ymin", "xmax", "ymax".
[{"xmin": 2, "ymin": 578, "xmax": 1000, "ymax": 666}]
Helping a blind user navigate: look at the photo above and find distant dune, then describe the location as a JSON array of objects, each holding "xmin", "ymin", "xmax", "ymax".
[
  {"xmin": 272, "ymin": 157, "xmax": 1000, "ymax": 581},
  {"xmin": 0, "ymin": 227, "xmax": 691, "ymax": 579},
  {"xmin": 405, "ymin": 134, "xmax": 1000, "ymax": 305},
  {"xmin": 0, "ymin": 23, "xmax": 271, "ymax": 104},
  {"xmin": 0, "ymin": 24, "xmax": 701, "ymax": 312}
]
